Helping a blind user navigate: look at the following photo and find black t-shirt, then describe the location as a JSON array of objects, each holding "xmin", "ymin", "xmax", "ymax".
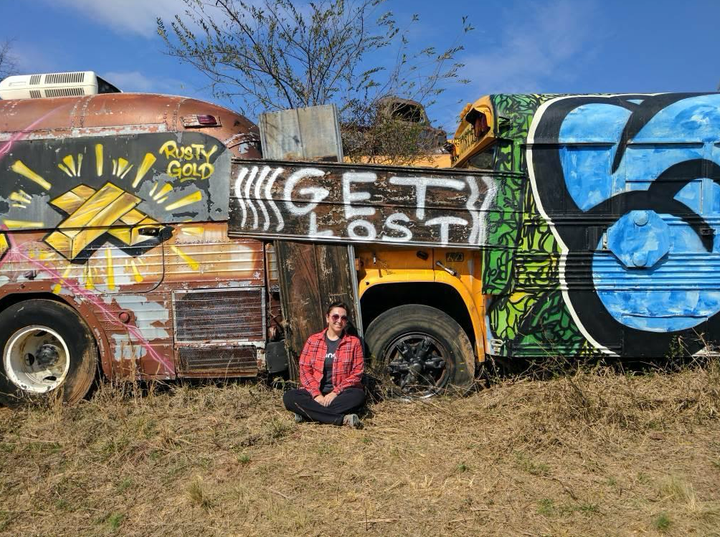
[{"xmin": 320, "ymin": 334, "xmax": 340, "ymax": 394}]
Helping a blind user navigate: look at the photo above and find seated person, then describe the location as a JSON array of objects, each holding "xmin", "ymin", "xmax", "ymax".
[{"xmin": 283, "ymin": 301, "xmax": 365, "ymax": 428}]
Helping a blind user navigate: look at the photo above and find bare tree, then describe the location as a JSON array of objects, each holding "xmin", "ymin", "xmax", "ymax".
[
  {"xmin": 157, "ymin": 0, "xmax": 472, "ymax": 163},
  {"xmin": 0, "ymin": 40, "xmax": 18, "ymax": 80}
]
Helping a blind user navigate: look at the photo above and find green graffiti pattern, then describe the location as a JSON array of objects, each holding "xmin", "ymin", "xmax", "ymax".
[{"xmin": 484, "ymin": 94, "xmax": 591, "ymax": 358}]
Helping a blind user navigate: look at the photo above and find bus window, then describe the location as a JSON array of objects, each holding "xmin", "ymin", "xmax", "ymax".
[{"xmin": 465, "ymin": 143, "xmax": 496, "ymax": 170}]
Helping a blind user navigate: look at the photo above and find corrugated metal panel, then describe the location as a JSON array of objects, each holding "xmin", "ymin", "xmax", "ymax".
[
  {"xmin": 164, "ymin": 224, "xmax": 265, "ymax": 288},
  {"xmin": 259, "ymin": 104, "xmax": 343, "ymax": 161},
  {"xmin": 177, "ymin": 345, "xmax": 257, "ymax": 377},
  {"xmin": 265, "ymin": 243, "xmax": 279, "ymax": 290},
  {"xmin": 173, "ymin": 288, "xmax": 265, "ymax": 343}
]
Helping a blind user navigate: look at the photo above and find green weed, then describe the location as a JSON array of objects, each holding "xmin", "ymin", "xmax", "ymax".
[
  {"xmin": 188, "ymin": 478, "xmax": 213, "ymax": 510},
  {"xmin": 655, "ymin": 512, "xmax": 671, "ymax": 532},
  {"xmin": 516, "ymin": 452, "xmax": 550, "ymax": 476},
  {"xmin": 116, "ymin": 477, "xmax": 134, "ymax": 493},
  {"xmin": 537, "ymin": 499, "xmax": 555, "ymax": 516},
  {"xmin": 107, "ymin": 512, "xmax": 124, "ymax": 531}
]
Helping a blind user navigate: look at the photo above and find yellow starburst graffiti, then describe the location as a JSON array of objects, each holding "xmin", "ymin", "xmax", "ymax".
[{"xmin": 11, "ymin": 161, "xmax": 52, "ymax": 190}]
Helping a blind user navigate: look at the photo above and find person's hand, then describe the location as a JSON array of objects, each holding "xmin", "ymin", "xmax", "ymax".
[
  {"xmin": 314, "ymin": 394, "xmax": 326, "ymax": 405},
  {"xmin": 323, "ymin": 392, "xmax": 338, "ymax": 406}
]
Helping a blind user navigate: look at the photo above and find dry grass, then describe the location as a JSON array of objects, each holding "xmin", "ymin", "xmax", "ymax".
[{"xmin": 1, "ymin": 363, "xmax": 720, "ymax": 536}]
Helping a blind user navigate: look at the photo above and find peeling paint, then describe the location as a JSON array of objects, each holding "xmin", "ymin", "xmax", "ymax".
[
  {"xmin": 111, "ymin": 333, "xmax": 146, "ymax": 361},
  {"xmin": 113, "ymin": 294, "xmax": 170, "ymax": 341}
]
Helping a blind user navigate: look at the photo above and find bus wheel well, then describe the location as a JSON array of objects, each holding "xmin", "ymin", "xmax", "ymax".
[
  {"xmin": 360, "ymin": 282, "xmax": 476, "ymax": 347},
  {"xmin": 0, "ymin": 298, "xmax": 99, "ymax": 406},
  {"xmin": 0, "ymin": 293, "xmax": 102, "ymax": 366},
  {"xmin": 0, "ymin": 292, "xmax": 69, "ymax": 314}
]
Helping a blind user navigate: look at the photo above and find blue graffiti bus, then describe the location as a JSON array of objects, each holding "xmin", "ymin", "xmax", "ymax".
[{"xmin": 449, "ymin": 92, "xmax": 720, "ymax": 363}]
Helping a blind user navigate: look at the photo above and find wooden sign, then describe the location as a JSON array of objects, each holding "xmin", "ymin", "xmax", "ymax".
[{"xmin": 228, "ymin": 159, "xmax": 507, "ymax": 249}]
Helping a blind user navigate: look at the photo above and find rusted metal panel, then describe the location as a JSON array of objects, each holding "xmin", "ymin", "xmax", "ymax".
[
  {"xmin": 316, "ymin": 243, "xmax": 357, "ymax": 307},
  {"xmin": 0, "ymin": 93, "xmax": 262, "ymax": 160},
  {"xmin": 275, "ymin": 242, "xmax": 324, "ymax": 357},
  {"xmin": 173, "ymin": 288, "xmax": 265, "ymax": 343},
  {"xmin": 177, "ymin": 345, "xmax": 258, "ymax": 377},
  {"xmin": 264, "ymin": 242, "xmax": 280, "ymax": 290},
  {"xmin": 164, "ymin": 223, "xmax": 266, "ymax": 288},
  {"xmin": 259, "ymin": 104, "xmax": 343, "ymax": 162},
  {"xmin": 99, "ymin": 289, "xmax": 176, "ymax": 379},
  {"xmin": 263, "ymin": 243, "xmax": 284, "ymax": 341},
  {"xmin": 228, "ymin": 159, "xmax": 504, "ymax": 249},
  {"xmin": 275, "ymin": 241, "xmax": 357, "ymax": 358}
]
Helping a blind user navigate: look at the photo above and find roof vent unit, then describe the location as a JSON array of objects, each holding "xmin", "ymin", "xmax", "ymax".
[{"xmin": 0, "ymin": 71, "xmax": 121, "ymax": 100}]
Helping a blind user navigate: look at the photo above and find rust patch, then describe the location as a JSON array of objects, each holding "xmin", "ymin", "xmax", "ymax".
[{"xmin": 177, "ymin": 345, "xmax": 258, "ymax": 377}]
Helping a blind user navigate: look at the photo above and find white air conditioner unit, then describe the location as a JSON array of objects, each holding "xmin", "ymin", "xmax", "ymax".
[{"xmin": 0, "ymin": 71, "xmax": 121, "ymax": 100}]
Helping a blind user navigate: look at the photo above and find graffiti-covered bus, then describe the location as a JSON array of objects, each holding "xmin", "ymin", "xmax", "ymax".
[
  {"xmin": 449, "ymin": 93, "xmax": 720, "ymax": 363},
  {"xmin": 3, "ymin": 78, "xmax": 718, "ymax": 407},
  {"xmin": 0, "ymin": 72, "xmax": 497, "ymax": 405}
]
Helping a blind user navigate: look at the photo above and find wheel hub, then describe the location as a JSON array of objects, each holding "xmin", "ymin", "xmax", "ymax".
[
  {"xmin": 386, "ymin": 335, "xmax": 447, "ymax": 392},
  {"xmin": 4, "ymin": 326, "xmax": 70, "ymax": 394},
  {"xmin": 32, "ymin": 343, "xmax": 61, "ymax": 368}
]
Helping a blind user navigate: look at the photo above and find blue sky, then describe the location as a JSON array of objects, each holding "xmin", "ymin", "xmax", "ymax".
[{"xmin": 1, "ymin": 0, "xmax": 719, "ymax": 131}]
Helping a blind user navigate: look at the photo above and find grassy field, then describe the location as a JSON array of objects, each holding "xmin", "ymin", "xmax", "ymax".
[{"xmin": 1, "ymin": 363, "xmax": 719, "ymax": 536}]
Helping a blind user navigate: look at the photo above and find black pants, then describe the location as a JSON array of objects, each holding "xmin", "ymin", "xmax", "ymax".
[{"xmin": 283, "ymin": 388, "xmax": 366, "ymax": 425}]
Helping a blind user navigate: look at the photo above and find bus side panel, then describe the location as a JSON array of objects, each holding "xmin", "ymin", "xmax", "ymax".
[
  {"xmin": 477, "ymin": 94, "xmax": 590, "ymax": 360},
  {"xmin": 523, "ymin": 93, "xmax": 720, "ymax": 359},
  {"xmin": 162, "ymin": 223, "xmax": 267, "ymax": 378},
  {"xmin": 0, "ymin": 229, "xmax": 175, "ymax": 378},
  {"xmin": 0, "ymin": 131, "xmax": 240, "ymax": 380},
  {"xmin": 456, "ymin": 93, "xmax": 720, "ymax": 361}
]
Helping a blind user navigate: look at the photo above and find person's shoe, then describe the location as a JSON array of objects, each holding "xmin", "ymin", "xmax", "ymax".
[
  {"xmin": 342, "ymin": 413, "xmax": 361, "ymax": 428},
  {"xmin": 294, "ymin": 413, "xmax": 304, "ymax": 423}
]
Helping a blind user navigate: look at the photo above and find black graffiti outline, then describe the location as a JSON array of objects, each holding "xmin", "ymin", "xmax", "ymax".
[{"xmin": 531, "ymin": 93, "xmax": 720, "ymax": 357}]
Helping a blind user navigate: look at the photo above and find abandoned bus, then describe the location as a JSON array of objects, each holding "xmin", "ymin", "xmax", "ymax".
[
  {"xmin": 0, "ymin": 72, "xmax": 491, "ymax": 405},
  {"xmin": 3, "ymin": 74, "xmax": 717, "ymax": 407},
  {"xmin": 449, "ymin": 93, "xmax": 720, "ymax": 363}
]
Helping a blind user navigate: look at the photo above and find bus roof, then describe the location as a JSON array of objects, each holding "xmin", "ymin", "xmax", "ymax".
[{"xmin": 0, "ymin": 93, "xmax": 261, "ymax": 159}]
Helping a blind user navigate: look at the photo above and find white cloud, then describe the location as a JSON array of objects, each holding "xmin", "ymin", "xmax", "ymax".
[
  {"xmin": 47, "ymin": 0, "xmax": 255, "ymax": 38},
  {"xmin": 102, "ymin": 70, "xmax": 189, "ymax": 95},
  {"xmin": 101, "ymin": 71, "xmax": 157, "ymax": 92},
  {"xmin": 48, "ymin": 0, "xmax": 187, "ymax": 38},
  {"xmin": 461, "ymin": 0, "xmax": 603, "ymax": 95}
]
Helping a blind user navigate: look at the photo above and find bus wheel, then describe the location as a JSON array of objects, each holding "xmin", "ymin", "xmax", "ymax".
[
  {"xmin": 0, "ymin": 300, "xmax": 97, "ymax": 407},
  {"xmin": 364, "ymin": 305, "xmax": 475, "ymax": 396}
]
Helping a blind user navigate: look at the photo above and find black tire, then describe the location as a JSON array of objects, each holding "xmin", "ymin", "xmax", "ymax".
[
  {"xmin": 364, "ymin": 304, "xmax": 475, "ymax": 396},
  {"xmin": 0, "ymin": 300, "xmax": 97, "ymax": 407}
]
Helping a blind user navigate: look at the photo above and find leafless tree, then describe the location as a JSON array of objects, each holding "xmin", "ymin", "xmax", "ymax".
[
  {"xmin": 157, "ymin": 0, "xmax": 472, "ymax": 163},
  {"xmin": 0, "ymin": 40, "xmax": 18, "ymax": 80}
]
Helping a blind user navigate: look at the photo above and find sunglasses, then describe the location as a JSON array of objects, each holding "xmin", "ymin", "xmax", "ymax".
[{"xmin": 330, "ymin": 314, "xmax": 348, "ymax": 323}]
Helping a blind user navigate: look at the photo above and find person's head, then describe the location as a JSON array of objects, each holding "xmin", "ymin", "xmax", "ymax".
[{"xmin": 325, "ymin": 301, "xmax": 350, "ymax": 337}]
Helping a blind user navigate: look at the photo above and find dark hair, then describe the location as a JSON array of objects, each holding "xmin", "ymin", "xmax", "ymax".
[{"xmin": 326, "ymin": 301, "xmax": 350, "ymax": 316}]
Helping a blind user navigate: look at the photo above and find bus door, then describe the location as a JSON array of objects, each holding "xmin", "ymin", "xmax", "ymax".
[{"xmin": 275, "ymin": 241, "xmax": 360, "ymax": 372}]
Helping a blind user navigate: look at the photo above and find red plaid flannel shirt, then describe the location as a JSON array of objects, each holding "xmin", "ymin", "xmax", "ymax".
[{"xmin": 299, "ymin": 330, "xmax": 364, "ymax": 397}]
